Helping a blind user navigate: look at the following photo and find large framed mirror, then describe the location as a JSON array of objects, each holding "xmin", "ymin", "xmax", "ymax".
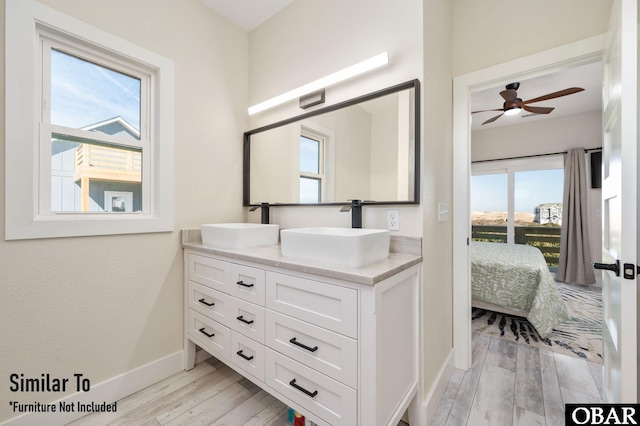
[{"xmin": 243, "ymin": 79, "xmax": 420, "ymax": 206}]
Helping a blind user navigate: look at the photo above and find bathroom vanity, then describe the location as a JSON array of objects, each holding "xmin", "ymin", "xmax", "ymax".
[{"xmin": 182, "ymin": 229, "xmax": 422, "ymax": 425}]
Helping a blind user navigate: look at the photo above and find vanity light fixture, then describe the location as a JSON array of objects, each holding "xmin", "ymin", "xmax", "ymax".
[{"xmin": 248, "ymin": 52, "xmax": 389, "ymax": 115}]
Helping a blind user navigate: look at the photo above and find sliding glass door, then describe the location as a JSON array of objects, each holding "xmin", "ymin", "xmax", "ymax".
[{"xmin": 471, "ymin": 156, "xmax": 564, "ymax": 270}]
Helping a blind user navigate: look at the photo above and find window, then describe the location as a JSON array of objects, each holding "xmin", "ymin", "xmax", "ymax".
[
  {"xmin": 6, "ymin": 0, "xmax": 174, "ymax": 239},
  {"xmin": 299, "ymin": 131, "xmax": 325, "ymax": 203},
  {"xmin": 48, "ymin": 46, "xmax": 144, "ymax": 213},
  {"xmin": 471, "ymin": 156, "xmax": 564, "ymax": 270},
  {"xmin": 299, "ymin": 123, "xmax": 335, "ymax": 203}
]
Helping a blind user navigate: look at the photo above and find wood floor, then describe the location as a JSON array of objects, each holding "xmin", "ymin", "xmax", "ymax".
[
  {"xmin": 431, "ymin": 332, "xmax": 603, "ymax": 426},
  {"xmin": 68, "ymin": 357, "xmax": 290, "ymax": 426},
  {"xmin": 69, "ymin": 332, "xmax": 602, "ymax": 426}
]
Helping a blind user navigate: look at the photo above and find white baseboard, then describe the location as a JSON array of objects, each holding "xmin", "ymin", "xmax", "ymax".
[
  {"xmin": 421, "ymin": 348, "xmax": 456, "ymax": 426},
  {"xmin": 2, "ymin": 350, "xmax": 184, "ymax": 426}
]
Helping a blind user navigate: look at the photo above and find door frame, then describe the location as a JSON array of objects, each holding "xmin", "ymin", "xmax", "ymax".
[{"xmin": 452, "ymin": 35, "xmax": 606, "ymax": 369}]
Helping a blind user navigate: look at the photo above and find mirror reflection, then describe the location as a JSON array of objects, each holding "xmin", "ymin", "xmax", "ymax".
[{"xmin": 244, "ymin": 79, "xmax": 420, "ymax": 206}]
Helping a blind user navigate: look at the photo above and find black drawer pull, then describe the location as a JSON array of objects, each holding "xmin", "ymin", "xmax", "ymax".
[
  {"xmin": 236, "ymin": 315, "xmax": 254, "ymax": 325},
  {"xmin": 236, "ymin": 280, "xmax": 255, "ymax": 288},
  {"xmin": 236, "ymin": 350, "xmax": 254, "ymax": 361},
  {"xmin": 198, "ymin": 327, "xmax": 215, "ymax": 338},
  {"xmin": 290, "ymin": 337, "xmax": 318, "ymax": 353},
  {"xmin": 289, "ymin": 379, "xmax": 318, "ymax": 398},
  {"xmin": 198, "ymin": 298, "xmax": 215, "ymax": 307}
]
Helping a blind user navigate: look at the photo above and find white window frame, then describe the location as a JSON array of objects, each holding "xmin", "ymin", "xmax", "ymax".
[
  {"xmin": 300, "ymin": 130, "xmax": 326, "ymax": 202},
  {"xmin": 299, "ymin": 121, "xmax": 335, "ymax": 203},
  {"xmin": 6, "ymin": 0, "xmax": 174, "ymax": 239},
  {"xmin": 471, "ymin": 155, "xmax": 564, "ymax": 244}
]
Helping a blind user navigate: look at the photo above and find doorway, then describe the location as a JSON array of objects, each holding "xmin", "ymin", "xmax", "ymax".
[{"xmin": 452, "ymin": 36, "xmax": 606, "ymax": 370}]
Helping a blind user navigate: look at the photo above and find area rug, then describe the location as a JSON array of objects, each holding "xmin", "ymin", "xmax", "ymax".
[{"xmin": 471, "ymin": 284, "xmax": 603, "ymax": 363}]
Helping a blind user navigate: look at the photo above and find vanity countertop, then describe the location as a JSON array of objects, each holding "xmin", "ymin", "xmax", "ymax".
[{"xmin": 182, "ymin": 229, "xmax": 422, "ymax": 286}]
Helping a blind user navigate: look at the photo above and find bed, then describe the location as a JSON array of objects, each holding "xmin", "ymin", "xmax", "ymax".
[{"xmin": 471, "ymin": 241, "xmax": 570, "ymax": 338}]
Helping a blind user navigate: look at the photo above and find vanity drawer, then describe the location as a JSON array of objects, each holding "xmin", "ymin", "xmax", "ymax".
[
  {"xmin": 266, "ymin": 310, "xmax": 357, "ymax": 388},
  {"xmin": 266, "ymin": 272, "xmax": 358, "ymax": 338},
  {"xmin": 230, "ymin": 331, "xmax": 265, "ymax": 382},
  {"xmin": 228, "ymin": 297, "xmax": 265, "ymax": 344},
  {"xmin": 187, "ymin": 254, "xmax": 231, "ymax": 294},
  {"xmin": 187, "ymin": 281, "xmax": 230, "ymax": 325},
  {"xmin": 187, "ymin": 310, "xmax": 230, "ymax": 362},
  {"xmin": 230, "ymin": 263, "xmax": 266, "ymax": 306},
  {"xmin": 266, "ymin": 348, "xmax": 356, "ymax": 426}
]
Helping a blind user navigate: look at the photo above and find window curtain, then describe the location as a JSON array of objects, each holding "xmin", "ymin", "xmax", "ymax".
[{"xmin": 557, "ymin": 148, "xmax": 596, "ymax": 285}]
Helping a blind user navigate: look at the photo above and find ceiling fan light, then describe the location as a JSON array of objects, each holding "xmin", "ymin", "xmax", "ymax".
[{"xmin": 504, "ymin": 107, "xmax": 522, "ymax": 116}]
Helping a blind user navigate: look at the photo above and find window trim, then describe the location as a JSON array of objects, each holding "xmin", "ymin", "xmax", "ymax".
[
  {"xmin": 6, "ymin": 0, "xmax": 174, "ymax": 239},
  {"xmin": 299, "ymin": 131, "xmax": 325, "ymax": 203},
  {"xmin": 299, "ymin": 122, "xmax": 335, "ymax": 203}
]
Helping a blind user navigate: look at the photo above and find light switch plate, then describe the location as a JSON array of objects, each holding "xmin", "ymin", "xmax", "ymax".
[{"xmin": 438, "ymin": 202, "xmax": 449, "ymax": 222}]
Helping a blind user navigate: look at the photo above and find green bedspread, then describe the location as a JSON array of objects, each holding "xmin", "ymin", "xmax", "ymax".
[{"xmin": 471, "ymin": 241, "xmax": 570, "ymax": 338}]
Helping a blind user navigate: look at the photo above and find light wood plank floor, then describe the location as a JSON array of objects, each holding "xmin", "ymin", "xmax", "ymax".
[
  {"xmin": 68, "ymin": 355, "xmax": 414, "ymax": 426},
  {"xmin": 431, "ymin": 332, "xmax": 603, "ymax": 426},
  {"xmin": 68, "ymin": 357, "xmax": 290, "ymax": 426},
  {"xmin": 67, "ymin": 356, "xmax": 411, "ymax": 426},
  {"xmin": 69, "ymin": 332, "xmax": 601, "ymax": 426}
]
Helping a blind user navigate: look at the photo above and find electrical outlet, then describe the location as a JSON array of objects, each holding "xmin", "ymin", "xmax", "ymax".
[{"xmin": 387, "ymin": 209, "xmax": 400, "ymax": 231}]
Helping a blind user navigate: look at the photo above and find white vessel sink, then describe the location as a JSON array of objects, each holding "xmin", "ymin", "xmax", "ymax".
[
  {"xmin": 280, "ymin": 227, "xmax": 390, "ymax": 268},
  {"xmin": 201, "ymin": 223, "xmax": 279, "ymax": 249}
]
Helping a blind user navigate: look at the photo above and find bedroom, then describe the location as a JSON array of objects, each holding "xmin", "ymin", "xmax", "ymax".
[
  {"xmin": 434, "ymin": 59, "xmax": 608, "ymax": 423},
  {"xmin": 468, "ymin": 60, "xmax": 604, "ymax": 331},
  {"xmin": 469, "ymin": 61, "xmax": 603, "ymax": 280},
  {"xmin": 470, "ymin": 61, "xmax": 603, "ymax": 326}
]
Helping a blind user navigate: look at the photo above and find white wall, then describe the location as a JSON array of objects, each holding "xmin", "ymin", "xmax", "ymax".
[
  {"xmin": 0, "ymin": 0, "xmax": 248, "ymax": 422},
  {"xmin": 472, "ymin": 110, "xmax": 603, "ymax": 275},
  {"xmin": 452, "ymin": 0, "xmax": 612, "ymax": 76},
  {"xmin": 421, "ymin": 0, "xmax": 454, "ymax": 418},
  {"xmin": 311, "ymin": 107, "xmax": 373, "ymax": 201},
  {"xmin": 471, "ymin": 111, "xmax": 602, "ymax": 162},
  {"xmin": 245, "ymin": 0, "xmax": 423, "ymax": 234}
]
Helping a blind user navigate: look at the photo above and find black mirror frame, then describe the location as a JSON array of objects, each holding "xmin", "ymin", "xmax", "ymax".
[{"xmin": 243, "ymin": 79, "xmax": 420, "ymax": 207}]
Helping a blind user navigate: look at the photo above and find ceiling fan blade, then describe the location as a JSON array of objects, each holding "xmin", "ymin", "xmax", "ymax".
[
  {"xmin": 500, "ymin": 89, "xmax": 518, "ymax": 101},
  {"xmin": 471, "ymin": 108, "xmax": 504, "ymax": 114},
  {"xmin": 482, "ymin": 113, "xmax": 503, "ymax": 125},
  {"xmin": 521, "ymin": 87, "xmax": 584, "ymax": 104},
  {"xmin": 522, "ymin": 105, "xmax": 554, "ymax": 114}
]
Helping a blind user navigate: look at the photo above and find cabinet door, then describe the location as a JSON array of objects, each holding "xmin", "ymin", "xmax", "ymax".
[
  {"xmin": 266, "ymin": 272, "xmax": 357, "ymax": 338},
  {"xmin": 187, "ymin": 281, "xmax": 230, "ymax": 326},
  {"xmin": 230, "ymin": 263, "xmax": 266, "ymax": 305},
  {"xmin": 187, "ymin": 310, "xmax": 230, "ymax": 362},
  {"xmin": 187, "ymin": 254, "xmax": 231, "ymax": 294},
  {"xmin": 265, "ymin": 348, "xmax": 356, "ymax": 426},
  {"xmin": 266, "ymin": 310, "xmax": 357, "ymax": 388}
]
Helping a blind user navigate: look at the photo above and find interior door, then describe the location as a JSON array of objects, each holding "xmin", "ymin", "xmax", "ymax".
[{"xmin": 597, "ymin": 0, "xmax": 638, "ymax": 403}]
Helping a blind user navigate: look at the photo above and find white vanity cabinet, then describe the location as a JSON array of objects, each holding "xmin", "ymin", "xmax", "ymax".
[{"xmin": 183, "ymin": 246, "xmax": 421, "ymax": 426}]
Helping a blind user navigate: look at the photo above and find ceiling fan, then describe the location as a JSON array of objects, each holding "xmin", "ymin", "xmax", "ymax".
[{"xmin": 472, "ymin": 82, "xmax": 585, "ymax": 125}]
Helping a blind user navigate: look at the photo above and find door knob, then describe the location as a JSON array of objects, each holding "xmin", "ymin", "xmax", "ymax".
[{"xmin": 592, "ymin": 260, "xmax": 620, "ymax": 276}]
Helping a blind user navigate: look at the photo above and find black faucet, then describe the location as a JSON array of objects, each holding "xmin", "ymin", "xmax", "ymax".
[
  {"xmin": 340, "ymin": 199, "xmax": 362, "ymax": 228},
  {"xmin": 249, "ymin": 202, "xmax": 270, "ymax": 224}
]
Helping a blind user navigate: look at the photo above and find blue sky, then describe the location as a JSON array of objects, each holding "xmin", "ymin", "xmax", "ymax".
[
  {"xmin": 50, "ymin": 49, "xmax": 141, "ymax": 131},
  {"xmin": 471, "ymin": 169, "xmax": 564, "ymax": 213}
]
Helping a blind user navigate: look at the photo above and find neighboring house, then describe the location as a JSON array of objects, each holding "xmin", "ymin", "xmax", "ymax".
[
  {"xmin": 534, "ymin": 202, "xmax": 563, "ymax": 225},
  {"xmin": 51, "ymin": 116, "xmax": 142, "ymax": 213}
]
